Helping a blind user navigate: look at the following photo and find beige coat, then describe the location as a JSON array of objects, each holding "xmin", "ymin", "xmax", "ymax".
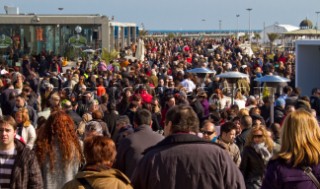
[
  {"xmin": 62, "ymin": 168, "xmax": 133, "ymax": 189},
  {"xmin": 217, "ymin": 138, "xmax": 242, "ymax": 167}
]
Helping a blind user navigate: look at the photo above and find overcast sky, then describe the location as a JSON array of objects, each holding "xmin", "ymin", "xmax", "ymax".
[{"xmin": 2, "ymin": 0, "xmax": 320, "ymax": 30}]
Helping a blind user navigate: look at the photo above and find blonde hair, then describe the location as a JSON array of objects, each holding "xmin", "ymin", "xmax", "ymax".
[
  {"xmin": 278, "ymin": 109, "xmax": 320, "ymax": 167},
  {"xmin": 245, "ymin": 125, "xmax": 274, "ymax": 152},
  {"xmin": 238, "ymin": 108, "xmax": 249, "ymax": 118},
  {"xmin": 235, "ymin": 90, "xmax": 244, "ymax": 100}
]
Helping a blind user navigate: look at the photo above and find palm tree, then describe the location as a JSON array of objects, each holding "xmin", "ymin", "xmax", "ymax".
[
  {"xmin": 253, "ymin": 33, "xmax": 261, "ymax": 44},
  {"xmin": 167, "ymin": 32, "xmax": 175, "ymax": 39},
  {"xmin": 101, "ymin": 48, "xmax": 119, "ymax": 64},
  {"xmin": 139, "ymin": 30, "xmax": 148, "ymax": 39},
  {"xmin": 267, "ymin": 33, "xmax": 279, "ymax": 53}
]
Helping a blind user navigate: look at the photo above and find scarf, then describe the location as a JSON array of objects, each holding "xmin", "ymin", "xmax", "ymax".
[{"xmin": 252, "ymin": 142, "xmax": 272, "ymax": 164}]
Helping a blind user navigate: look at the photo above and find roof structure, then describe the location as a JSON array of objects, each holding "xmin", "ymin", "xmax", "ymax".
[
  {"xmin": 299, "ymin": 18, "xmax": 313, "ymax": 29},
  {"xmin": 284, "ymin": 29, "xmax": 320, "ymax": 36}
]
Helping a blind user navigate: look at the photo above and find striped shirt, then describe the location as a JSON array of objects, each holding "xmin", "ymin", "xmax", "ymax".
[{"xmin": 0, "ymin": 149, "xmax": 17, "ymax": 189}]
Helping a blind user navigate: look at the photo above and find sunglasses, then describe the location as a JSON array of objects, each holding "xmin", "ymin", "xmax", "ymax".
[
  {"xmin": 201, "ymin": 131, "xmax": 215, "ymax": 135},
  {"xmin": 253, "ymin": 135, "xmax": 263, "ymax": 138}
]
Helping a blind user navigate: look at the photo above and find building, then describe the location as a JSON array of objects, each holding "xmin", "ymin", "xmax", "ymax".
[
  {"xmin": 283, "ymin": 18, "xmax": 320, "ymax": 50},
  {"xmin": 259, "ymin": 23, "xmax": 299, "ymax": 45},
  {"xmin": 0, "ymin": 8, "xmax": 138, "ymax": 60}
]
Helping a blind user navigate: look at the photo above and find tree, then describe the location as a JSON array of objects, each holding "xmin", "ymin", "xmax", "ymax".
[
  {"xmin": 167, "ymin": 32, "xmax": 175, "ymax": 39},
  {"xmin": 267, "ymin": 33, "xmax": 279, "ymax": 53},
  {"xmin": 101, "ymin": 48, "xmax": 119, "ymax": 64},
  {"xmin": 253, "ymin": 33, "xmax": 261, "ymax": 44},
  {"xmin": 139, "ymin": 30, "xmax": 148, "ymax": 38}
]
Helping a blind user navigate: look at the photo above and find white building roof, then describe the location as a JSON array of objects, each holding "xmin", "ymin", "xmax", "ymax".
[{"xmin": 276, "ymin": 24, "xmax": 299, "ymax": 32}]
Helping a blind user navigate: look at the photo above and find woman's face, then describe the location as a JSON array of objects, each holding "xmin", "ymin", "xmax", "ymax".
[
  {"xmin": 125, "ymin": 90, "xmax": 132, "ymax": 97},
  {"xmin": 252, "ymin": 130, "xmax": 264, "ymax": 144},
  {"xmin": 15, "ymin": 114, "xmax": 23, "ymax": 123}
]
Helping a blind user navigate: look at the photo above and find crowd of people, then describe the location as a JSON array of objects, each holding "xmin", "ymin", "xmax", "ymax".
[{"xmin": 0, "ymin": 36, "xmax": 320, "ymax": 189}]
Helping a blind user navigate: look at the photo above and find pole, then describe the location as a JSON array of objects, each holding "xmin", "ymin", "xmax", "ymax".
[
  {"xmin": 246, "ymin": 8, "xmax": 252, "ymax": 45},
  {"xmin": 316, "ymin": 11, "xmax": 320, "ymax": 35},
  {"xmin": 231, "ymin": 83, "xmax": 235, "ymax": 105},
  {"xmin": 236, "ymin": 14, "xmax": 240, "ymax": 38},
  {"xmin": 270, "ymin": 88, "xmax": 275, "ymax": 124}
]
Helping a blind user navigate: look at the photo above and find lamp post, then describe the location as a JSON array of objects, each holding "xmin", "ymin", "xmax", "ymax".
[
  {"xmin": 316, "ymin": 11, "xmax": 320, "ymax": 35},
  {"xmin": 246, "ymin": 8, "xmax": 252, "ymax": 45},
  {"xmin": 219, "ymin": 20, "xmax": 222, "ymax": 31},
  {"xmin": 254, "ymin": 75, "xmax": 290, "ymax": 124},
  {"xmin": 236, "ymin": 14, "xmax": 240, "ymax": 38}
]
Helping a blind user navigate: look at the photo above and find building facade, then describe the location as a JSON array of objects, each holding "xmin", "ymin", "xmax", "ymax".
[{"xmin": 0, "ymin": 13, "xmax": 138, "ymax": 59}]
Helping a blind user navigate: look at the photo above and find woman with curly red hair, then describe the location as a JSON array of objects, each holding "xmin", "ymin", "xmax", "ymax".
[{"xmin": 34, "ymin": 110, "xmax": 84, "ymax": 189}]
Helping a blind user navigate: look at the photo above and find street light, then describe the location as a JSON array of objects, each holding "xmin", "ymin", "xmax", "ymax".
[
  {"xmin": 316, "ymin": 11, "xmax": 320, "ymax": 34},
  {"xmin": 219, "ymin": 20, "xmax": 222, "ymax": 31},
  {"xmin": 236, "ymin": 14, "xmax": 240, "ymax": 38},
  {"xmin": 246, "ymin": 8, "xmax": 252, "ymax": 45}
]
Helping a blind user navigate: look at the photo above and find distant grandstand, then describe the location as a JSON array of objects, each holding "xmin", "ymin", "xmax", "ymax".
[{"xmin": 146, "ymin": 29, "xmax": 262, "ymax": 38}]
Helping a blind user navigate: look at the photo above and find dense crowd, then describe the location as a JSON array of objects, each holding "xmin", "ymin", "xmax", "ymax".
[{"xmin": 0, "ymin": 36, "xmax": 320, "ymax": 189}]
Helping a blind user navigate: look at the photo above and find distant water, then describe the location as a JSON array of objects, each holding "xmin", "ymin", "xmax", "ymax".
[{"xmin": 148, "ymin": 29, "xmax": 262, "ymax": 34}]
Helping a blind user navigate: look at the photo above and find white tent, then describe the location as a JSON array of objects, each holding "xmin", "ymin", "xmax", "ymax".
[{"xmin": 260, "ymin": 24, "xmax": 299, "ymax": 44}]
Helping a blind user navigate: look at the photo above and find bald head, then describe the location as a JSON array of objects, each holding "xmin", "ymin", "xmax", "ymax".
[{"xmin": 240, "ymin": 115, "xmax": 252, "ymax": 129}]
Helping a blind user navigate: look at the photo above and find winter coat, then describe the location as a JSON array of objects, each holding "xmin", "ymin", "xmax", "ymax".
[
  {"xmin": 262, "ymin": 158, "xmax": 320, "ymax": 189},
  {"xmin": 131, "ymin": 134, "xmax": 245, "ymax": 189},
  {"xmin": 113, "ymin": 124, "xmax": 164, "ymax": 178},
  {"xmin": 240, "ymin": 145, "xmax": 270, "ymax": 189},
  {"xmin": 65, "ymin": 109, "xmax": 82, "ymax": 127},
  {"xmin": 17, "ymin": 122, "xmax": 36, "ymax": 149},
  {"xmin": 217, "ymin": 137, "xmax": 241, "ymax": 167},
  {"xmin": 236, "ymin": 128, "xmax": 251, "ymax": 154},
  {"xmin": 274, "ymin": 106, "xmax": 285, "ymax": 124},
  {"xmin": 9, "ymin": 139, "xmax": 43, "ymax": 189},
  {"xmin": 62, "ymin": 167, "xmax": 133, "ymax": 189}
]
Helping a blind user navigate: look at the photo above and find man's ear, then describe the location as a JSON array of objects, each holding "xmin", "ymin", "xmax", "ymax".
[{"xmin": 149, "ymin": 120, "xmax": 153, "ymax": 128}]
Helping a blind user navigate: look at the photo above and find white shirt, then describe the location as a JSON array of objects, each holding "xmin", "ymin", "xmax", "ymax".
[{"xmin": 180, "ymin": 79, "xmax": 196, "ymax": 93}]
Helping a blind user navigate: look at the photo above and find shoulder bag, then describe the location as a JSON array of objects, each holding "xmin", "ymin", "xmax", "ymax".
[
  {"xmin": 77, "ymin": 178, "xmax": 94, "ymax": 189},
  {"xmin": 303, "ymin": 166, "xmax": 320, "ymax": 189}
]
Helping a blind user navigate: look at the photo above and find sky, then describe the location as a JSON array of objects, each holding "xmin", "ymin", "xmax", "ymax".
[{"xmin": 1, "ymin": 0, "xmax": 320, "ymax": 30}]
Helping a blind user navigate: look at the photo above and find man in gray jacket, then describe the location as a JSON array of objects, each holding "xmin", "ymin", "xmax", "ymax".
[
  {"xmin": 132, "ymin": 105, "xmax": 245, "ymax": 189},
  {"xmin": 114, "ymin": 108, "xmax": 164, "ymax": 178}
]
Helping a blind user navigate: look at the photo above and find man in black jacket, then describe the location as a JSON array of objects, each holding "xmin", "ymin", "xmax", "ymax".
[
  {"xmin": 236, "ymin": 115, "xmax": 253, "ymax": 154},
  {"xmin": 132, "ymin": 105, "xmax": 245, "ymax": 189},
  {"xmin": 0, "ymin": 115, "xmax": 43, "ymax": 188}
]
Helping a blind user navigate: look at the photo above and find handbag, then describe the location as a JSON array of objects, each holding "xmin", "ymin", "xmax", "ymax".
[
  {"xmin": 77, "ymin": 178, "xmax": 94, "ymax": 189},
  {"xmin": 303, "ymin": 166, "xmax": 320, "ymax": 189}
]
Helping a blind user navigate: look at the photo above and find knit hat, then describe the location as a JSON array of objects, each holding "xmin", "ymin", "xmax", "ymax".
[{"xmin": 275, "ymin": 98, "xmax": 285, "ymax": 107}]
